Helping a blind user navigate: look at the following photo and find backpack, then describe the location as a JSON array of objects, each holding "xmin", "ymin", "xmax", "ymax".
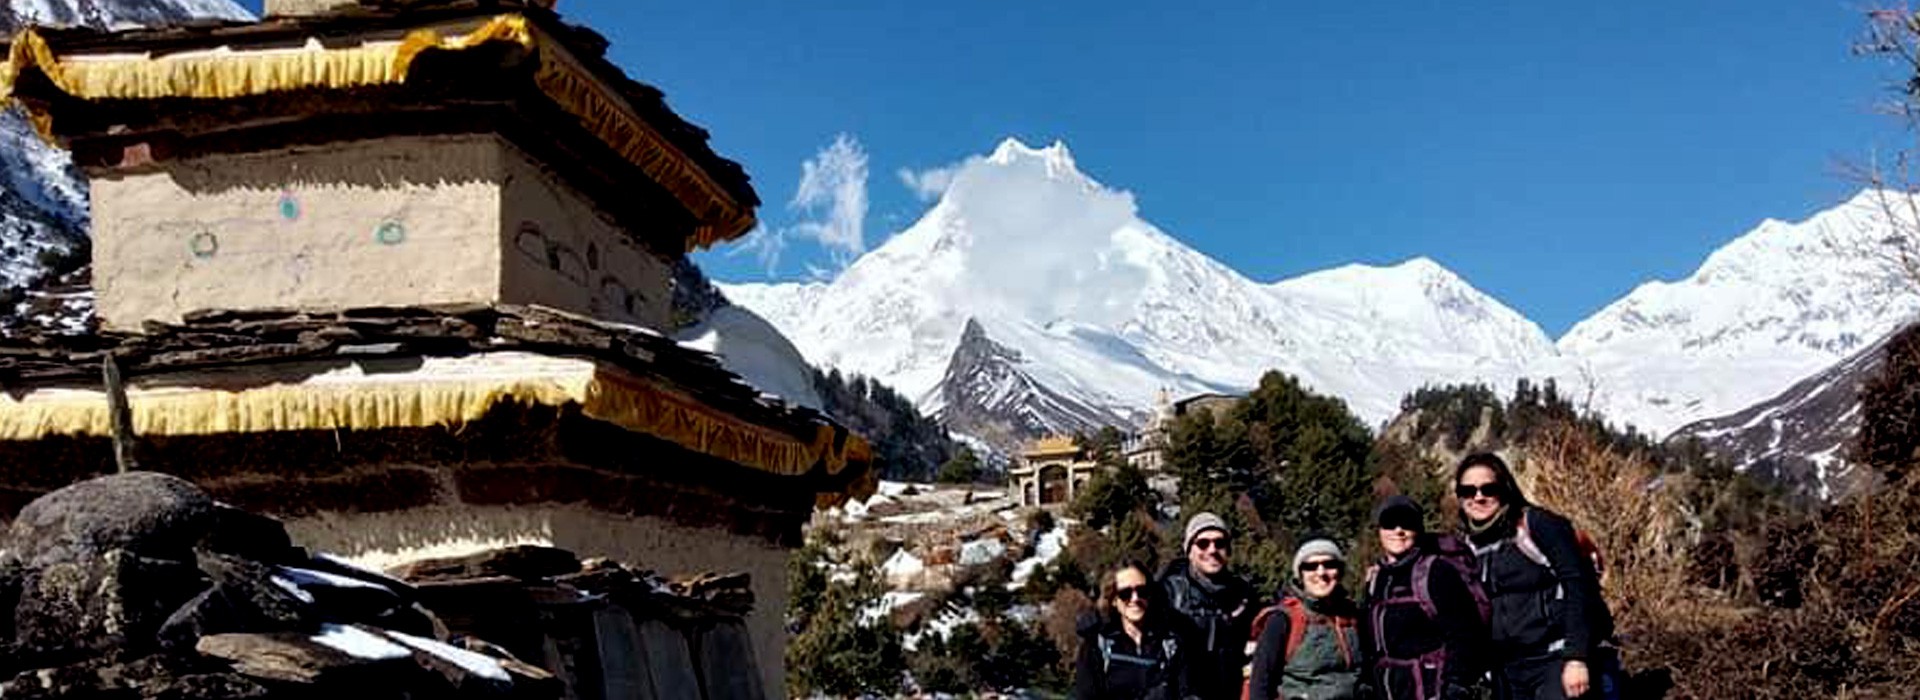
[
  {"xmin": 1363, "ymin": 537, "xmax": 1488, "ymax": 700},
  {"xmin": 1238, "ymin": 597, "xmax": 1354, "ymax": 700},
  {"xmin": 1364, "ymin": 533, "xmax": 1493, "ymax": 628},
  {"xmin": 1513, "ymin": 509, "xmax": 1606, "ymax": 581}
]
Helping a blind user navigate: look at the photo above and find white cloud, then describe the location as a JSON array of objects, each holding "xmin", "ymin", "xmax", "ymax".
[
  {"xmin": 789, "ymin": 134, "xmax": 869, "ymax": 262},
  {"xmin": 897, "ymin": 163, "xmax": 962, "ymax": 202},
  {"xmin": 725, "ymin": 132, "xmax": 871, "ymax": 274},
  {"xmin": 927, "ymin": 138, "xmax": 1151, "ymax": 329},
  {"xmin": 732, "ymin": 134, "xmax": 870, "ymax": 275},
  {"xmin": 730, "ymin": 223, "xmax": 788, "ymax": 275}
]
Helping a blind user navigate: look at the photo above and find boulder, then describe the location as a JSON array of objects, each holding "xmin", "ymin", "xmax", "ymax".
[
  {"xmin": 0, "ymin": 655, "xmax": 265, "ymax": 700},
  {"xmin": 195, "ymin": 632, "xmax": 406, "ymax": 685},
  {"xmin": 156, "ymin": 552, "xmax": 316, "ymax": 648},
  {"xmin": 14, "ymin": 550, "xmax": 209, "ymax": 667},
  {"xmin": 7, "ymin": 473, "xmax": 214, "ymax": 569},
  {"xmin": 200, "ymin": 505, "xmax": 296, "ymax": 564}
]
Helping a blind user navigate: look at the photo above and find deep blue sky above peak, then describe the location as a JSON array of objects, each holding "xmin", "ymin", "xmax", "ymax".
[{"xmin": 243, "ymin": 1, "xmax": 1909, "ymax": 335}]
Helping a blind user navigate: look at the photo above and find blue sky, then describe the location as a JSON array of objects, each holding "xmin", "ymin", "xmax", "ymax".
[{"xmin": 246, "ymin": 2, "xmax": 1906, "ymax": 335}]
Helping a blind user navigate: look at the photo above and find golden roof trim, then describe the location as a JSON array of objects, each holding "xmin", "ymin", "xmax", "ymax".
[
  {"xmin": 0, "ymin": 13, "xmax": 756, "ymax": 250},
  {"xmin": 0, "ymin": 353, "xmax": 872, "ymax": 501}
]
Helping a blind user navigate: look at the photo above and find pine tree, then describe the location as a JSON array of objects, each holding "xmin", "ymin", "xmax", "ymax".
[
  {"xmin": 786, "ymin": 533, "xmax": 905, "ymax": 696},
  {"xmin": 937, "ymin": 446, "xmax": 983, "ymax": 484}
]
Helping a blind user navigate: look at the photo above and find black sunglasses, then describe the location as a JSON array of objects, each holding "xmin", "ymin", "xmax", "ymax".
[
  {"xmin": 1192, "ymin": 536, "xmax": 1229, "ymax": 552},
  {"xmin": 1115, "ymin": 585, "xmax": 1150, "ymax": 602},
  {"xmin": 1298, "ymin": 560, "xmax": 1344, "ymax": 574},
  {"xmin": 1455, "ymin": 483, "xmax": 1507, "ymax": 500}
]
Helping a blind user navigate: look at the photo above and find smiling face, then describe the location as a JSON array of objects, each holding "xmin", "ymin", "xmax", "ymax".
[
  {"xmin": 1188, "ymin": 530, "xmax": 1229, "ymax": 576},
  {"xmin": 1458, "ymin": 465, "xmax": 1505, "ymax": 523},
  {"xmin": 1377, "ymin": 505, "xmax": 1421, "ymax": 559},
  {"xmin": 1112, "ymin": 566, "xmax": 1151, "ymax": 624},
  {"xmin": 1298, "ymin": 556, "xmax": 1342, "ymax": 599},
  {"xmin": 1378, "ymin": 523, "xmax": 1416, "ymax": 559}
]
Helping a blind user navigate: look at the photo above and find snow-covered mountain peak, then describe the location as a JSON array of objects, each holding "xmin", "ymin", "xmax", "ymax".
[
  {"xmin": 1558, "ymin": 188, "xmax": 1920, "ymax": 435},
  {"xmin": 0, "ymin": 0, "xmax": 250, "ymax": 32},
  {"xmin": 725, "ymin": 140, "xmax": 1564, "ymax": 440},
  {"xmin": 986, "ymin": 137, "xmax": 1080, "ymax": 177}
]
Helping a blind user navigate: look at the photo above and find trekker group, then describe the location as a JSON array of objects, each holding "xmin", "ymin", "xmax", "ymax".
[{"xmin": 1070, "ymin": 452, "xmax": 1620, "ymax": 700}]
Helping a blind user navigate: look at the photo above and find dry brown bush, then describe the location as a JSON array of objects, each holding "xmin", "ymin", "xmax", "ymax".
[
  {"xmin": 1495, "ymin": 420, "xmax": 1920, "ymax": 697},
  {"xmin": 1508, "ymin": 424, "xmax": 1705, "ymax": 643},
  {"xmin": 1044, "ymin": 587, "xmax": 1096, "ymax": 676}
]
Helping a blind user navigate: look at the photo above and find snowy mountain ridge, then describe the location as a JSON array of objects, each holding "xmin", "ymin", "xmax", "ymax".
[
  {"xmin": 0, "ymin": 0, "xmax": 255, "ymax": 328},
  {"xmin": 1562, "ymin": 189, "xmax": 1919, "ymax": 435},
  {"xmin": 723, "ymin": 138, "xmax": 1563, "ymax": 441},
  {"xmin": 722, "ymin": 138, "xmax": 1920, "ymax": 451}
]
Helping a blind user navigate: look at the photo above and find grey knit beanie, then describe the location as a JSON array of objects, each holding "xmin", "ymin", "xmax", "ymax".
[
  {"xmin": 1292, "ymin": 538, "xmax": 1345, "ymax": 580},
  {"xmin": 1183, "ymin": 512, "xmax": 1229, "ymax": 550}
]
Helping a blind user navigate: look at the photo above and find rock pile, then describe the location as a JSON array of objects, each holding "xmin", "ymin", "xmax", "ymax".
[{"xmin": 0, "ymin": 472, "xmax": 559, "ymax": 699}]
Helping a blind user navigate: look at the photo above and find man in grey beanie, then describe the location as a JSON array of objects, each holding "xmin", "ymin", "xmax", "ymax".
[{"xmin": 1158, "ymin": 512, "xmax": 1254, "ymax": 700}]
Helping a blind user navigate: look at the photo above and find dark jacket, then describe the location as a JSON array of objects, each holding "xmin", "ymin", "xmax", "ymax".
[
  {"xmin": 1157, "ymin": 559, "xmax": 1255, "ymax": 700},
  {"xmin": 1468, "ymin": 507, "xmax": 1615, "ymax": 663},
  {"xmin": 1075, "ymin": 613, "xmax": 1196, "ymax": 700},
  {"xmin": 1361, "ymin": 536, "xmax": 1487, "ymax": 700},
  {"xmin": 1247, "ymin": 593, "xmax": 1364, "ymax": 700}
]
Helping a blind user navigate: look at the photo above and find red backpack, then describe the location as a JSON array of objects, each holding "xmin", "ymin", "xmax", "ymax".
[
  {"xmin": 1514, "ymin": 509, "xmax": 1607, "ymax": 581},
  {"xmin": 1238, "ymin": 597, "xmax": 1355, "ymax": 700}
]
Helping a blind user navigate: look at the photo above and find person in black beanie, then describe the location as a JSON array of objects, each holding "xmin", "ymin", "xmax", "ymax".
[
  {"xmin": 1361, "ymin": 494, "xmax": 1488, "ymax": 700},
  {"xmin": 1455, "ymin": 453, "xmax": 1619, "ymax": 700}
]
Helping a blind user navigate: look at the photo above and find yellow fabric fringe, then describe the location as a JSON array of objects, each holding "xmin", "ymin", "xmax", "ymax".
[
  {"xmin": 0, "ymin": 364, "xmax": 871, "ymax": 489},
  {"xmin": 0, "ymin": 13, "xmax": 756, "ymax": 247}
]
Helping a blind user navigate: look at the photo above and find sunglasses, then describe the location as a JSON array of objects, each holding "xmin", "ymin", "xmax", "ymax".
[
  {"xmin": 1115, "ymin": 585, "xmax": 1150, "ymax": 603},
  {"xmin": 1455, "ymin": 483, "xmax": 1507, "ymax": 500},
  {"xmin": 1298, "ymin": 560, "xmax": 1344, "ymax": 574},
  {"xmin": 1378, "ymin": 518, "xmax": 1421, "ymax": 532},
  {"xmin": 1192, "ymin": 537, "xmax": 1229, "ymax": 552}
]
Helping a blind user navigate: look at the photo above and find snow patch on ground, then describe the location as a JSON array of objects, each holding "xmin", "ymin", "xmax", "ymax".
[
  {"xmin": 674, "ymin": 304, "xmax": 823, "ymax": 410},
  {"xmin": 387, "ymin": 631, "xmax": 511, "ymax": 682},
  {"xmin": 1011, "ymin": 525, "xmax": 1070, "ymax": 586},
  {"xmin": 957, "ymin": 538, "xmax": 1006, "ymax": 567},
  {"xmin": 883, "ymin": 549, "xmax": 927, "ymax": 582},
  {"xmin": 312, "ymin": 624, "xmax": 411, "ymax": 661}
]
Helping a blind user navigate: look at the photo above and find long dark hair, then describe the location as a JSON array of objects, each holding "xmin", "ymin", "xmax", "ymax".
[
  {"xmin": 1454, "ymin": 452, "xmax": 1529, "ymax": 527},
  {"xmin": 1097, "ymin": 559, "xmax": 1163, "ymax": 629}
]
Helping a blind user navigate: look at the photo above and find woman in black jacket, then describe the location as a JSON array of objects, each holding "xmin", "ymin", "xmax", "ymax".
[
  {"xmin": 1455, "ymin": 453, "xmax": 1619, "ymax": 700},
  {"xmin": 1363, "ymin": 495, "xmax": 1488, "ymax": 700},
  {"xmin": 1076, "ymin": 561, "xmax": 1196, "ymax": 700}
]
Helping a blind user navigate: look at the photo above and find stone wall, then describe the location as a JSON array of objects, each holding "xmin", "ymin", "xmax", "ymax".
[
  {"xmin": 90, "ymin": 135, "xmax": 505, "ymax": 331},
  {"xmin": 497, "ymin": 141, "xmax": 673, "ymax": 330},
  {"xmin": 90, "ymin": 134, "xmax": 680, "ymax": 332},
  {"xmin": 283, "ymin": 504, "xmax": 790, "ymax": 699}
]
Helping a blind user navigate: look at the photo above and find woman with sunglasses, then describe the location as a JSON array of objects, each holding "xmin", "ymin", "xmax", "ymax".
[
  {"xmin": 1455, "ymin": 453, "xmax": 1618, "ymax": 700},
  {"xmin": 1076, "ymin": 561, "xmax": 1196, "ymax": 700},
  {"xmin": 1362, "ymin": 494, "xmax": 1487, "ymax": 700},
  {"xmin": 1245, "ymin": 538, "xmax": 1363, "ymax": 700}
]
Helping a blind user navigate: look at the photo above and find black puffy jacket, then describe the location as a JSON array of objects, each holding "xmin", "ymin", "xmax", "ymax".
[
  {"xmin": 1468, "ymin": 507, "xmax": 1614, "ymax": 663},
  {"xmin": 1361, "ymin": 536, "xmax": 1487, "ymax": 700},
  {"xmin": 1075, "ymin": 614, "xmax": 1196, "ymax": 700},
  {"xmin": 1157, "ymin": 559, "xmax": 1254, "ymax": 700}
]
